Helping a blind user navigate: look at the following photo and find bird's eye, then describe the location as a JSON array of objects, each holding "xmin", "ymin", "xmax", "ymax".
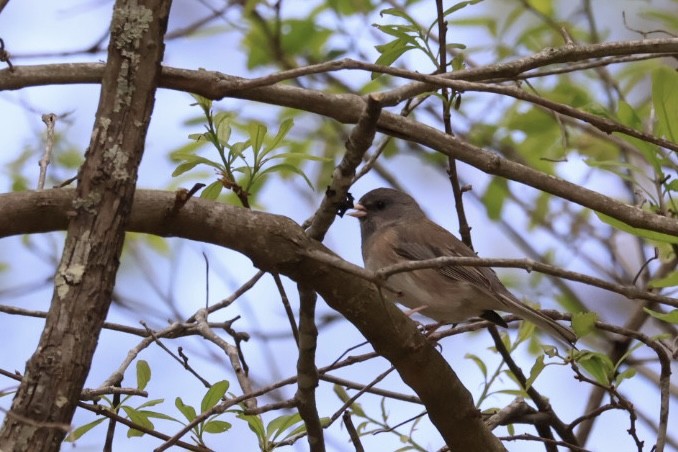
[{"xmin": 375, "ymin": 200, "xmax": 386, "ymax": 210}]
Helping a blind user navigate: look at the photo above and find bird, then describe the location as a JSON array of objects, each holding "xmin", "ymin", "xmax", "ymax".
[{"xmin": 348, "ymin": 187, "xmax": 576, "ymax": 344}]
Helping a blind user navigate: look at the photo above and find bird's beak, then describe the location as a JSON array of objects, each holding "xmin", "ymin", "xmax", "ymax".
[{"xmin": 347, "ymin": 203, "xmax": 367, "ymax": 218}]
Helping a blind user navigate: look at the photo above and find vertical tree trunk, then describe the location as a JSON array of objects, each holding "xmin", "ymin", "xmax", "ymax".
[{"xmin": 0, "ymin": 1, "xmax": 172, "ymax": 450}]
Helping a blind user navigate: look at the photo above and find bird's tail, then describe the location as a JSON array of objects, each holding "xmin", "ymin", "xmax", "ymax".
[{"xmin": 499, "ymin": 294, "xmax": 577, "ymax": 345}]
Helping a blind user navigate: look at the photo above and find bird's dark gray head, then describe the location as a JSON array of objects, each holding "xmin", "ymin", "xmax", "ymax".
[{"xmin": 349, "ymin": 188, "xmax": 426, "ymax": 238}]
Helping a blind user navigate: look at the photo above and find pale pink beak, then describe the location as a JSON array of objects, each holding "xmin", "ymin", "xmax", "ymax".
[{"xmin": 347, "ymin": 203, "xmax": 367, "ymax": 218}]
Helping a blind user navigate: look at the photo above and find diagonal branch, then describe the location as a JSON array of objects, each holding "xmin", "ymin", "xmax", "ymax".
[
  {"xmin": 3, "ymin": 60, "xmax": 676, "ymax": 235},
  {"xmin": 0, "ymin": 188, "xmax": 505, "ymax": 451},
  {"xmin": 297, "ymin": 93, "xmax": 382, "ymax": 451}
]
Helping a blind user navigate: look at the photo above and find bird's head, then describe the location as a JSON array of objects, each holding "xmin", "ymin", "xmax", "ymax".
[{"xmin": 348, "ymin": 188, "xmax": 426, "ymax": 237}]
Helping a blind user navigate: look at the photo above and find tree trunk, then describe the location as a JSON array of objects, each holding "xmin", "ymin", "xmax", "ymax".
[{"xmin": 0, "ymin": 1, "xmax": 172, "ymax": 450}]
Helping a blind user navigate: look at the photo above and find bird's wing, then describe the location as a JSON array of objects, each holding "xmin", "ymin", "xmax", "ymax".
[{"xmin": 394, "ymin": 240, "xmax": 494, "ymax": 289}]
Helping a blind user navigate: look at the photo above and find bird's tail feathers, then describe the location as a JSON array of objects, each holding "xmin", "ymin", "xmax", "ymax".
[{"xmin": 499, "ymin": 294, "xmax": 577, "ymax": 345}]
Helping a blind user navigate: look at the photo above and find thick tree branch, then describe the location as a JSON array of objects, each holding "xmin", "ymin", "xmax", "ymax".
[
  {"xmin": 0, "ymin": 0, "xmax": 9, "ymax": 15},
  {"xmin": 2, "ymin": 53, "xmax": 677, "ymax": 235},
  {"xmin": 0, "ymin": 188, "xmax": 504, "ymax": 451},
  {"xmin": 305, "ymin": 93, "xmax": 382, "ymax": 239},
  {"xmin": 294, "ymin": 286, "xmax": 325, "ymax": 452}
]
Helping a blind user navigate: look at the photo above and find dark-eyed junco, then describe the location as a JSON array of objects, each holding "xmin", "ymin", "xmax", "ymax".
[{"xmin": 349, "ymin": 187, "xmax": 576, "ymax": 344}]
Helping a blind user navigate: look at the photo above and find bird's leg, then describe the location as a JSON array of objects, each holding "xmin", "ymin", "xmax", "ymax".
[
  {"xmin": 400, "ymin": 305, "xmax": 451, "ymax": 336},
  {"xmin": 402, "ymin": 305, "xmax": 429, "ymax": 317}
]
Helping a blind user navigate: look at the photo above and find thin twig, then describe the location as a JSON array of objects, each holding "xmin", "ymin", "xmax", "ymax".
[
  {"xmin": 272, "ymin": 273, "xmax": 299, "ymax": 345},
  {"xmin": 488, "ymin": 326, "xmax": 578, "ymax": 449},
  {"xmin": 343, "ymin": 411, "xmax": 365, "ymax": 452},
  {"xmin": 37, "ymin": 113, "xmax": 56, "ymax": 190}
]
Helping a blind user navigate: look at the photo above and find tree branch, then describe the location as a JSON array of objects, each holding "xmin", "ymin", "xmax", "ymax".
[
  {"xmin": 2, "ymin": 53, "xmax": 677, "ymax": 235},
  {"xmin": 0, "ymin": 188, "xmax": 504, "ymax": 451}
]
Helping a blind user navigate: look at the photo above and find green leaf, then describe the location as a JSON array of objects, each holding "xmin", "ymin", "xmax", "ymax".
[
  {"xmin": 201, "ymin": 380, "xmax": 229, "ymax": 413},
  {"xmin": 643, "ymin": 307, "xmax": 678, "ymax": 324},
  {"xmin": 233, "ymin": 165, "xmax": 253, "ymax": 176},
  {"xmin": 571, "ymin": 312, "xmax": 597, "ymax": 338},
  {"xmin": 380, "ymin": 8, "xmax": 419, "ymax": 28},
  {"xmin": 449, "ymin": 16, "xmax": 497, "ymax": 36},
  {"xmin": 236, "ymin": 412, "xmax": 266, "ymax": 439},
  {"xmin": 517, "ymin": 317, "xmax": 536, "ymax": 344},
  {"xmin": 137, "ymin": 409, "xmax": 180, "ymax": 422},
  {"xmin": 327, "ymin": 0, "xmax": 372, "ymax": 14},
  {"xmin": 373, "ymin": 24, "xmax": 419, "ymax": 40},
  {"xmin": 446, "ymin": 42, "xmax": 467, "ymax": 50},
  {"xmin": 528, "ymin": 192, "xmax": 551, "ymax": 230},
  {"xmin": 264, "ymin": 118, "xmax": 294, "ymax": 153},
  {"xmin": 127, "ymin": 428, "xmax": 144, "ymax": 438},
  {"xmin": 497, "ymin": 388, "xmax": 528, "ymax": 398},
  {"xmin": 279, "ymin": 19, "xmax": 331, "ymax": 58},
  {"xmin": 379, "ymin": 398, "xmax": 389, "ymax": 423},
  {"xmin": 143, "ymin": 235, "xmax": 170, "ymax": 255},
  {"xmin": 649, "ymin": 270, "xmax": 678, "ymax": 288},
  {"xmin": 333, "ymin": 385, "xmax": 365, "ymax": 417},
  {"xmin": 616, "ymin": 101, "xmax": 662, "ymax": 171},
  {"xmin": 525, "ymin": 355, "xmax": 545, "ymax": 390},
  {"xmin": 262, "ymin": 152, "xmax": 331, "ymax": 164},
  {"xmin": 65, "ymin": 418, "xmax": 106, "ymax": 442},
  {"xmin": 373, "ymin": 33, "xmax": 421, "ymax": 73},
  {"xmin": 248, "ymin": 122, "xmax": 267, "ymax": 155},
  {"xmin": 56, "ymin": 148, "xmax": 84, "ymax": 169},
  {"xmin": 542, "ymin": 345, "xmax": 557, "ymax": 358},
  {"xmin": 175, "ymin": 397, "xmax": 197, "ymax": 422},
  {"xmin": 169, "ymin": 140, "xmax": 205, "ymax": 161},
  {"xmin": 136, "ymin": 360, "xmax": 151, "ymax": 391},
  {"xmin": 652, "ymin": 66, "xmax": 678, "ymax": 142},
  {"xmin": 172, "ymin": 155, "xmax": 223, "ymax": 177},
  {"xmin": 451, "ymin": 54, "xmax": 465, "ymax": 71},
  {"xmin": 282, "ymin": 420, "xmax": 308, "ymax": 440},
  {"xmin": 443, "ymin": 0, "xmax": 484, "ymax": 17},
  {"xmin": 190, "ymin": 93, "xmax": 212, "ymax": 112},
  {"xmin": 642, "ymin": 9, "xmax": 678, "ymax": 31},
  {"xmin": 200, "ymin": 181, "xmax": 223, "ymax": 200},
  {"xmin": 136, "ymin": 399, "xmax": 164, "ymax": 409},
  {"xmin": 258, "ymin": 163, "xmax": 314, "ymax": 190},
  {"xmin": 481, "ymin": 177, "xmax": 508, "ymax": 220},
  {"xmin": 267, "ymin": 413, "xmax": 303, "ymax": 441},
  {"xmin": 595, "ymin": 212, "xmax": 678, "ymax": 244},
  {"xmin": 615, "ymin": 367, "xmax": 637, "ymax": 387},
  {"xmin": 229, "ymin": 141, "xmax": 250, "ymax": 162},
  {"xmin": 584, "ymin": 159, "xmax": 654, "ymax": 193},
  {"xmin": 373, "ymin": 41, "xmax": 416, "ymax": 74},
  {"xmin": 214, "ymin": 113, "xmax": 232, "ymax": 145},
  {"xmin": 11, "ymin": 174, "xmax": 28, "ymax": 192},
  {"xmin": 122, "ymin": 406, "xmax": 154, "ymax": 437},
  {"xmin": 464, "ymin": 353, "xmax": 487, "ymax": 379},
  {"xmin": 555, "ymin": 292, "xmax": 587, "ymax": 317},
  {"xmin": 528, "ymin": 0, "xmax": 553, "ymax": 15},
  {"xmin": 188, "ymin": 132, "xmax": 210, "ymax": 142},
  {"xmin": 576, "ymin": 351, "xmax": 613, "ymax": 386},
  {"xmin": 333, "ymin": 385, "xmax": 350, "ymax": 403},
  {"xmin": 204, "ymin": 419, "xmax": 232, "ymax": 434}
]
